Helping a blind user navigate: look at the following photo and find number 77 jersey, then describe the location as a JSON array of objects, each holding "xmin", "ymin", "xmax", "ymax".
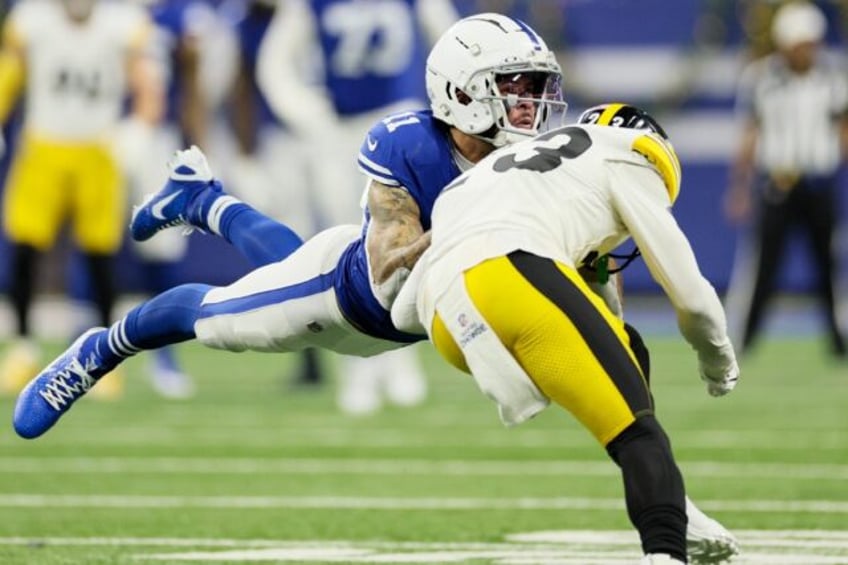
[
  {"xmin": 309, "ymin": 0, "xmax": 429, "ymax": 116},
  {"xmin": 426, "ymin": 123, "xmax": 683, "ymax": 274}
]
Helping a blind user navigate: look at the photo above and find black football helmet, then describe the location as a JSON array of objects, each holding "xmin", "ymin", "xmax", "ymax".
[{"xmin": 577, "ymin": 103, "xmax": 669, "ymax": 140}]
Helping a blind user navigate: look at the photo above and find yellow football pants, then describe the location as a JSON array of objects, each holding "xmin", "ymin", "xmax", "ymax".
[
  {"xmin": 432, "ymin": 251, "xmax": 653, "ymax": 446},
  {"xmin": 3, "ymin": 135, "xmax": 125, "ymax": 253}
]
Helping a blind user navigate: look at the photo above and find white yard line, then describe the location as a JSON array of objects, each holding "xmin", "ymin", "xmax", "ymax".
[
  {"xmin": 1, "ymin": 532, "xmax": 848, "ymax": 564},
  {"xmin": 2, "ymin": 456, "xmax": 848, "ymax": 480},
  {"xmin": 24, "ymin": 427, "xmax": 848, "ymax": 451},
  {"xmin": 1, "ymin": 494, "xmax": 848, "ymax": 513}
]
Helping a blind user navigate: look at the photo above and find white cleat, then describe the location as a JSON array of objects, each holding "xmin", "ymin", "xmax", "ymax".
[{"xmin": 686, "ymin": 497, "xmax": 740, "ymax": 564}]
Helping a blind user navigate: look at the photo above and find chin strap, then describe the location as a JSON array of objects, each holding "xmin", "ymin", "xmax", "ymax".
[{"xmin": 583, "ymin": 248, "xmax": 642, "ymax": 284}]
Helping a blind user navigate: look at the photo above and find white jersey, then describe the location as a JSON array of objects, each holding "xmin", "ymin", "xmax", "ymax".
[
  {"xmin": 425, "ymin": 125, "xmax": 681, "ymax": 274},
  {"xmin": 7, "ymin": 0, "xmax": 151, "ymax": 141},
  {"xmin": 399, "ymin": 124, "xmax": 734, "ymax": 374}
]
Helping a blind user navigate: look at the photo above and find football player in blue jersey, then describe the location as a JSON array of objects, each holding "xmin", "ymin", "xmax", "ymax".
[
  {"xmin": 14, "ymin": 9, "xmax": 562, "ymax": 434},
  {"xmin": 256, "ymin": 0, "xmax": 460, "ymax": 412}
]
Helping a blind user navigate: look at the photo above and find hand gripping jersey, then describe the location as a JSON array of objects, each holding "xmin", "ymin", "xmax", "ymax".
[
  {"xmin": 307, "ymin": 0, "xmax": 429, "ymax": 115},
  {"xmin": 5, "ymin": 0, "xmax": 151, "ymax": 141},
  {"xmin": 332, "ymin": 109, "xmax": 461, "ymax": 342}
]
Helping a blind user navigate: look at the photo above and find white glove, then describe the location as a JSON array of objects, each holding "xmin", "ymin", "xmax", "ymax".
[
  {"xmin": 698, "ymin": 340, "xmax": 740, "ymax": 397},
  {"xmin": 700, "ymin": 361, "xmax": 739, "ymax": 397}
]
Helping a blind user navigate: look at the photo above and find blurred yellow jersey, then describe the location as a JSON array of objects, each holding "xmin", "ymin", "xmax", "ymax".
[{"xmin": 4, "ymin": 0, "xmax": 151, "ymax": 141}]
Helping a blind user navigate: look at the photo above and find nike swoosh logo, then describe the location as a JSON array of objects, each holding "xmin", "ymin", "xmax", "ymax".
[
  {"xmin": 367, "ymin": 136, "xmax": 378, "ymax": 151},
  {"xmin": 151, "ymin": 190, "xmax": 182, "ymax": 220}
]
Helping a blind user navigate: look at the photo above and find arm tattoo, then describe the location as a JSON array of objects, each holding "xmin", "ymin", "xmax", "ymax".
[{"xmin": 366, "ymin": 181, "xmax": 430, "ymax": 283}]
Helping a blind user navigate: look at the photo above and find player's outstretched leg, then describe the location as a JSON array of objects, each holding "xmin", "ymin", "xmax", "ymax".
[
  {"xmin": 13, "ymin": 327, "xmax": 107, "ymax": 439},
  {"xmin": 14, "ymin": 283, "xmax": 211, "ymax": 439},
  {"xmin": 685, "ymin": 496, "xmax": 740, "ymax": 564},
  {"xmin": 130, "ymin": 145, "xmax": 223, "ymax": 241},
  {"xmin": 131, "ymin": 146, "xmax": 303, "ymax": 267}
]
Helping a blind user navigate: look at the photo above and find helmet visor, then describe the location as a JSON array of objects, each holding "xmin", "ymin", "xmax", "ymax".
[
  {"xmin": 495, "ymin": 71, "xmax": 562, "ymax": 106},
  {"xmin": 489, "ymin": 70, "xmax": 566, "ymax": 138}
]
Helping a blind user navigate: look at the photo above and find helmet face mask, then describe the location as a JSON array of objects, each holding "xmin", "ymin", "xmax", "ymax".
[
  {"xmin": 487, "ymin": 70, "xmax": 565, "ymax": 144},
  {"xmin": 426, "ymin": 13, "xmax": 568, "ymax": 147}
]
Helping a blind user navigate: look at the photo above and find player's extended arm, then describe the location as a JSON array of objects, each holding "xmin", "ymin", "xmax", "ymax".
[
  {"xmin": 127, "ymin": 18, "xmax": 164, "ymax": 128},
  {"xmin": 416, "ymin": 0, "xmax": 459, "ymax": 45},
  {"xmin": 724, "ymin": 119, "xmax": 758, "ymax": 224},
  {"xmin": 176, "ymin": 33, "xmax": 206, "ymax": 147},
  {"xmin": 117, "ymin": 21, "xmax": 164, "ymax": 174},
  {"xmin": 365, "ymin": 180, "xmax": 432, "ymax": 309},
  {"xmin": 256, "ymin": 0, "xmax": 336, "ymax": 138},
  {"xmin": 611, "ymin": 162, "xmax": 738, "ymax": 396}
]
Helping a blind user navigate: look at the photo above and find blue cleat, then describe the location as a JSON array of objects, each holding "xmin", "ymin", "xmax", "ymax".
[
  {"xmin": 130, "ymin": 145, "xmax": 217, "ymax": 241},
  {"xmin": 13, "ymin": 328, "xmax": 106, "ymax": 439}
]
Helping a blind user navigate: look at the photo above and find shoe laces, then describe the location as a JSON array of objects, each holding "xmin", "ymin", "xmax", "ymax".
[{"xmin": 37, "ymin": 356, "xmax": 97, "ymax": 411}]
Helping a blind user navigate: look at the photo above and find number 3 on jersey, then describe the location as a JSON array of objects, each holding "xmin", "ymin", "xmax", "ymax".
[
  {"xmin": 492, "ymin": 127, "xmax": 592, "ymax": 173},
  {"xmin": 492, "ymin": 125, "xmax": 680, "ymax": 205}
]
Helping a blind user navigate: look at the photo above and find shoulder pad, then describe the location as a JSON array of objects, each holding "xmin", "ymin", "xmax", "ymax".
[{"xmin": 631, "ymin": 133, "xmax": 682, "ymax": 204}]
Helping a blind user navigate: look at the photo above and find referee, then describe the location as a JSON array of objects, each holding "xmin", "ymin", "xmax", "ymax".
[{"xmin": 725, "ymin": 1, "xmax": 848, "ymax": 357}]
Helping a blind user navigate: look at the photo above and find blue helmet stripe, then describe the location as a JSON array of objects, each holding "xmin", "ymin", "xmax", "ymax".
[{"xmin": 514, "ymin": 18, "xmax": 542, "ymax": 50}]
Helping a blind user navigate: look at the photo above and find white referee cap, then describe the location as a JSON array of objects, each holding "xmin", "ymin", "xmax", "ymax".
[{"xmin": 772, "ymin": 2, "xmax": 827, "ymax": 49}]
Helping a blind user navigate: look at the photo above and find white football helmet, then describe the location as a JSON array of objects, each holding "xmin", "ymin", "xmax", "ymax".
[{"xmin": 426, "ymin": 13, "xmax": 566, "ymax": 147}]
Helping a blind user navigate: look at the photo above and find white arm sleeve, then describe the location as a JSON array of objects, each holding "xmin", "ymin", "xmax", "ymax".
[
  {"xmin": 256, "ymin": 0, "xmax": 337, "ymax": 137},
  {"xmin": 415, "ymin": 0, "xmax": 460, "ymax": 45},
  {"xmin": 608, "ymin": 161, "xmax": 736, "ymax": 375}
]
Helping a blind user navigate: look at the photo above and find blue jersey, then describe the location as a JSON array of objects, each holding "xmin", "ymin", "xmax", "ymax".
[
  {"xmin": 308, "ymin": 0, "xmax": 428, "ymax": 116},
  {"xmin": 335, "ymin": 110, "xmax": 461, "ymax": 342}
]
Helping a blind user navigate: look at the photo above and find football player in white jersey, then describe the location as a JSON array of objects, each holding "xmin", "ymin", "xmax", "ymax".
[
  {"xmin": 13, "ymin": 14, "xmax": 736, "ymax": 561},
  {"xmin": 0, "ymin": 0, "xmax": 162, "ymax": 395},
  {"xmin": 391, "ymin": 104, "xmax": 740, "ymax": 565}
]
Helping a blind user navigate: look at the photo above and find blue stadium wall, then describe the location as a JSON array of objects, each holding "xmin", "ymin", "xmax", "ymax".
[{"xmin": 0, "ymin": 0, "xmax": 846, "ymax": 295}]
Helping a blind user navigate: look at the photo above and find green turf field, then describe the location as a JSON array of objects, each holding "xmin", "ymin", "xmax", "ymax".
[{"xmin": 1, "ymin": 336, "xmax": 846, "ymax": 564}]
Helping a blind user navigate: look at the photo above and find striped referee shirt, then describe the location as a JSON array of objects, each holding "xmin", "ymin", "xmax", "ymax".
[{"xmin": 736, "ymin": 52, "xmax": 848, "ymax": 176}]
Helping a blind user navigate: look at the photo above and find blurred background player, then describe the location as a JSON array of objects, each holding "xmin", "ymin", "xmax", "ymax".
[
  {"xmin": 126, "ymin": 0, "xmax": 217, "ymax": 398},
  {"xmin": 226, "ymin": 0, "xmax": 323, "ymax": 391},
  {"xmin": 67, "ymin": 0, "xmax": 219, "ymax": 399},
  {"xmin": 256, "ymin": 0, "xmax": 459, "ymax": 414},
  {"xmin": 0, "ymin": 0, "xmax": 162, "ymax": 394},
  {"xmin": 724, "ymin": 1, "xmax": 848, "ymax": 358}
]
